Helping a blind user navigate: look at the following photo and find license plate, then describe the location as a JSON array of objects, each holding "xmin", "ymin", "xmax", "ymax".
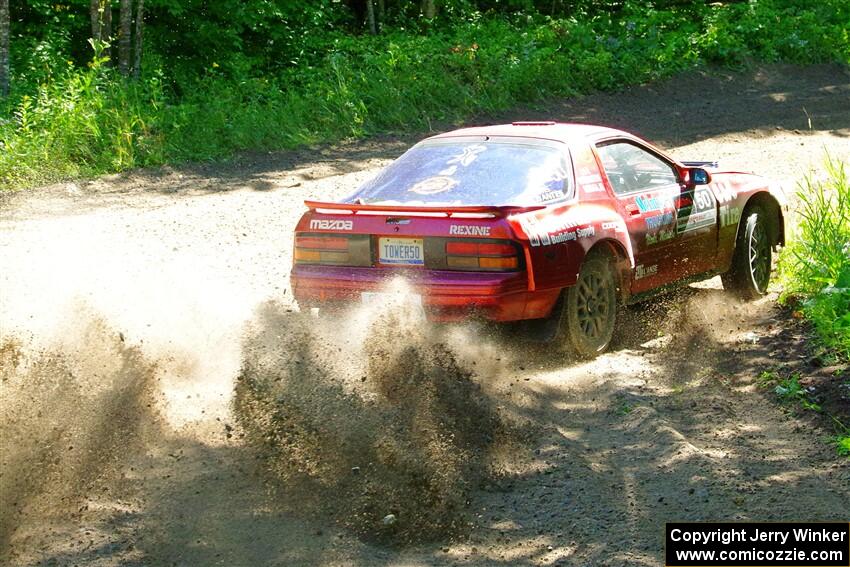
[{"xmin": 378, "ymin": 237, "xmax": 424, "ymax": 266}]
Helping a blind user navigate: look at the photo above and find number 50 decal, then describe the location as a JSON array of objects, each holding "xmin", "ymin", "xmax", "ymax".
[{"xmin": 694, "ymin": 188, "xmax": 714, "ymax": 212}]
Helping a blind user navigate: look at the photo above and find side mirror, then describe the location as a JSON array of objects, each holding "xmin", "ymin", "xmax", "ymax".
[{"xmin": 687, "ymin": 167, "xmax": 711, "ymax": 185}]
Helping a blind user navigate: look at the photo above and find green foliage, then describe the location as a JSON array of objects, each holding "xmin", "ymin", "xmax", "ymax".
[
  {"xmin": 778, "ymin": 158, "xmax": 850, "ymax": 362},
  {"xmin": 615, "ymin": 401, "xmax": 635, "ymax": 415},
  {"xmin": 1, "ymin": 0, "xmax": 850, "ymax": 189},
  {"xmin": 0, "ymin": 59, "xmax": 168, "ymax": 186},
  {"xmin": 773, "ymin": 374, "xmax": 821, "ymax": 412},
  {"xmin": 836, "ymin": 434, "xmax": 850, "ymax": 458},
  {"xmin": 757, "ymin": 370, "xmax": 779, "ymax": 387}
]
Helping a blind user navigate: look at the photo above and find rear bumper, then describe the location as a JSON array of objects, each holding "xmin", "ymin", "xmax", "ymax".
[{"xmin": 291, "ymin": 265, "xmax": 559, "ymax": 322}]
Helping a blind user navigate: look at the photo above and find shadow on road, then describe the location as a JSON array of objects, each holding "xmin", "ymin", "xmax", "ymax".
[{"xmin": 13, "ymin": 285, "xmax": 847, "ymax": 567}]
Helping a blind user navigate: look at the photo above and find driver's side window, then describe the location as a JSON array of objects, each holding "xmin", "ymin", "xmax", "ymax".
[{"xmin": 596, "ymin": 141, "xmax": 679, "ymax": 195}]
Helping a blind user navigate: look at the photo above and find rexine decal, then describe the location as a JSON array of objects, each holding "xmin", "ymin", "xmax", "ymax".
[
  {"xmin": 635, "ymin": 264, "xmax": 658, "ymax": 279},
  {"xmin": 449, "ymin": 225, "xmax": 491, "ymax": 236},
  {"xmin": 310, "ymin": 219, "xmax": 354, "ymax": 231}
]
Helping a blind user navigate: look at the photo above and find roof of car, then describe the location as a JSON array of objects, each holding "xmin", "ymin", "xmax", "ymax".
[{"xmin": 427, "ymin": 122, "xmax": 629, "ymax": 144}]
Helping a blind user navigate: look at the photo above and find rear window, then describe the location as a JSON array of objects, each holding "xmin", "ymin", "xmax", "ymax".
[{"xmin": 346, "ymin": 140, "xmax": 573, "ymax": 206}]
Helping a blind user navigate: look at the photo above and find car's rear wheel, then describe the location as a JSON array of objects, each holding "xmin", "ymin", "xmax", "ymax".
[
  {"xmin": 559, "ymin": 254, "xmax": 617, "ymax": 358},
  {"xmin": 722, "ymin": 204, "xmax": 773, "ymax": 299}
]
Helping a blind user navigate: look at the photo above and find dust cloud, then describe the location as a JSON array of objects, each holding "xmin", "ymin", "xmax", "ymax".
[
  {"xmin": 234, "ymin": 280, "xmax": 524, "ymax": 544},
  {"xmin": 0, "ymin": 306, "xmax": 161, "ymax": 551}
]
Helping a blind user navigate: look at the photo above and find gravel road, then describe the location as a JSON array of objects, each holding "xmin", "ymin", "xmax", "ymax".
[{"xmin": 1, "ymin": 63, "xmax": 848, "ymax": 566}]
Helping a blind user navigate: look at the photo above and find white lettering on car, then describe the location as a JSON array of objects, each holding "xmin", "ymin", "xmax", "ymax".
[
  {"xmin": 518, "ymin": 216, "xmax": 596, "ymax": 247},
  {"xmin": 309, "ymin": 219, "xmax": 354, "ymax": 231},
  {"xmin": 711, "ymin": 180, "xmax": 739, "ymax": 204},
  {"xmin": 635, "ymin": 264, "xmax": 658, "ymax": 279},
  {"xmin": 576, "ymin": 226, "xmax": 595, "ymax": 239},
  {"xmin": 449, "ymin": 225, "xmax": 491, "ymax": 236},
  {"xmin": 720, "ymin": 205, "xmax": 742, "ymax": 228}
]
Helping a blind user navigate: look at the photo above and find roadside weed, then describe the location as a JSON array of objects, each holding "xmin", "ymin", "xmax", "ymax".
[
  {"xmin": 835, "ymin": 435, "xmax": 850, "ymax": 457},
  {"xmin": 616, "ymin": 402, "xmax": 635, "ymax": 416},
  {"xmin": 767, "ymin": 373, "xmax": 822, "ymax": 412},
  {"xmin": 778, "ymin": 157, "xmax": 850, "ymax": 362},
  {"xmin": 757, "ymin": 370, "xmax": 778, "ymax": 387}
]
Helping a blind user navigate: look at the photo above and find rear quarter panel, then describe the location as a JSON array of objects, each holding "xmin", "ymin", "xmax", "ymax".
[
  {"xmin": 709, "ymin": 172, "xmax": 788, "ymax": 271},
  {"xmin": 512, "ymin": 204, "xmax": 633, "ymax": 288}
]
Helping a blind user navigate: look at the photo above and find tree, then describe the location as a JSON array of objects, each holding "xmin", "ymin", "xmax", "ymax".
[
  {"xmin": 376, "ymin": 0, "xmax": 385, "ymax": 31},
  {"xmin": 133, "ymin": 0, "xmax": 144, "ymax": 78},
  {"xmin": 421, "ymin": 0, "xmax": 437, "ymax": 19},
  {"xmin": 0, "ymin": 0, "xmax": 8, "ymax": 98},
  {"xmin": 90, "ymin": 0, "xmax": 101, "ymax": 40},
  {"xmin": 365, "ymin": 0, "xmax": 377, "ymax": 35},
  {"xmin": 118, "ymin": 0, "xmax": 131, "ymax": 75}
]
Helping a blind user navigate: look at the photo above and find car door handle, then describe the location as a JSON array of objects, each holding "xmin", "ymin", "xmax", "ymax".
[{"xmin": 625, "ymin": 204, "xmax": 641, "ymax": 217}]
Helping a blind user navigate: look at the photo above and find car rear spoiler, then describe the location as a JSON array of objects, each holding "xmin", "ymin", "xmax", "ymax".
[
  {"xmin": 304, "ymin": 200, "xmax": 544, "ymax": 218},
  {"xmin": 681, "ymin": 160, "xmax": 719, "ymax": 168}
]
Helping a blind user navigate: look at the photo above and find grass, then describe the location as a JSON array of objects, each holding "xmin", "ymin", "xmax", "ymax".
[
  {"xmin": 1, "ymin": 0, "xmax": 849, "ymax": 190},
  {"xmin": 773, "ymin": 160, "xmax": 849, "ymax": 457},
  {"xmin": 836, "ymin": 434, "xmax": 850, "ymax": 457},
  {"xmin": 777, "ymin": 157, "xmax": 850, "ymax": 363}
]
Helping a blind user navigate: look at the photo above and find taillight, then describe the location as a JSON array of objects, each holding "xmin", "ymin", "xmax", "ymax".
[
  {"xmin": 294, "ymin": 233, "xmax": 371, "ymax": 266},
  {"xmin": 441, "ymin": 239, "xmax": 521, "ymax": 271},
  {"xmin": 295, "ymin": 236, "xmax": 349, "ymax": 250}
]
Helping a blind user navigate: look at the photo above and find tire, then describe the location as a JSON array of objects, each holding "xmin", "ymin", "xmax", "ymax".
[
  {"xmin": 559, "ymin": 254, "xmax": 617, "ymax": 358},
  {"xmin": 721, "ymin": 205, "xmax": 773, "ymax": 299}
]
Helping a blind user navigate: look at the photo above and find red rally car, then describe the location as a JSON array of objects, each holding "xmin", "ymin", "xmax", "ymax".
[{"xmin": 291, "ymin": 122, "xmax": 787, "ymax": 357}]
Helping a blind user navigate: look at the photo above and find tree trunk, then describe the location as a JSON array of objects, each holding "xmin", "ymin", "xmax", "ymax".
[
  {"xmin": 103, "ymin": 0, "xmax": 113, "ymax": 63},
  {"xmin": 118, "ymin": 0, "xmax": 131, "ymax": 76},
  {"xmin": 376, "ymin": 0, "xmax": 384, "ymax": 31},
  {"xmin": 421, "ymin": 0, "xmax": 436, "ymax": 19},
  {"xmin": 103, "ymin": 0, "xmax": 112, "ymax": 43},
  {"xmin": 90, "ymin": 0, "xmax": 102, "ymax": 40},
  {"xmin": 0, "ymin": 0, "xmax": 8, "ymax": 98},
  {"xmin": 133, "ymin": 0, "xmax": 144, "ymax": 78},
  {"xmin": 365, "ymin": 0, "xmax": 377, "ymax": 35}
]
